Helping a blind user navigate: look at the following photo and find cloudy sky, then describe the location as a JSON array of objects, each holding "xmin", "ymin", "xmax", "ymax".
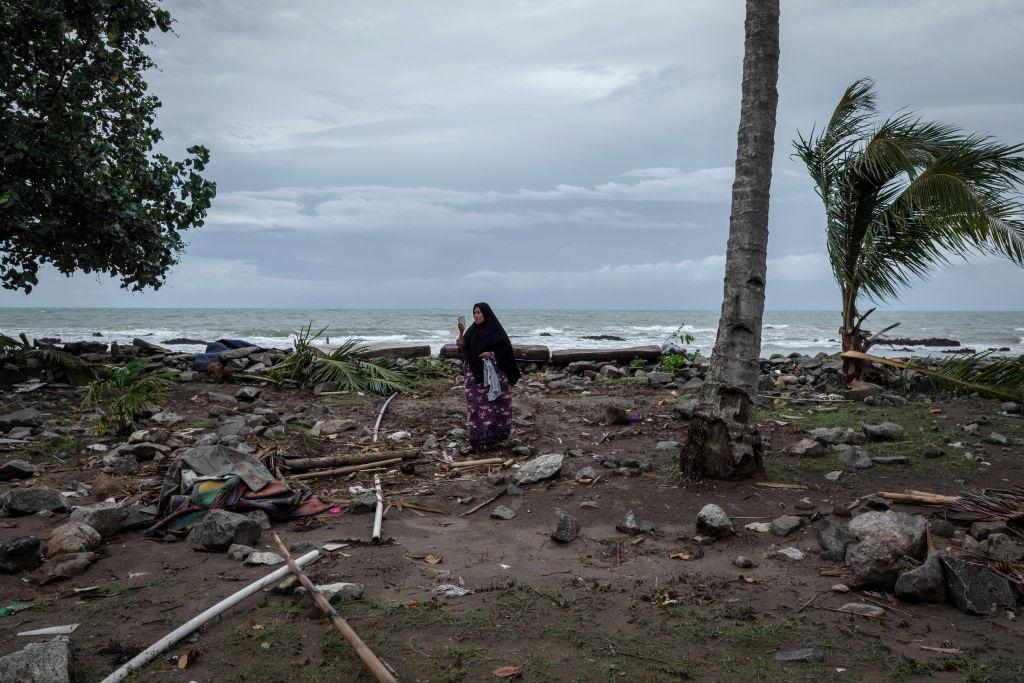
[{"xmin": 5, "ymin": 0, "xmax": 1024, "ymax": 310}]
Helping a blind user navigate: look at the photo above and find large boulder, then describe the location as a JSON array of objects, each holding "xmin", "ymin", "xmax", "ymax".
[
  {"xmin": 696, "ymin": 504, "xmax": 735, "ymax": 538},
  {"xmin": 46, "ymin": 522, "xmax": 102, "ymax": 556},
  {"xmin": 70, "ymin": 502, "xmax": 129, "ymax": 539},
  {"xmin": 846, "ymin": 511, "xmax": 927, "ymax": 587},
  {"xmin": 0, "ymin": 458, "xmax": 37, "ymax": 480},
  {"xmin": 187, "ymin": 509, "xmax": 261, "ymax": 551},
  {"xmin": 894, "ymin": 553, "xmax": 947, "ymax": 602},
  {"xmin": 0, "ymin": 535, "xmax": 43, "ymax": 573},
  {"xmin": 0, "ymin": 636, "xmax": 73, "ymax": 683},
  {"xmin": 0, "ymin": 486, "xmax": 68, "ymax": 515},
  {"xmin": 939, "ymin": 555, "xmax": 1017, "ymax": 615},
  {"xmin": 515, "ymin": 453, "xmax": 564, "ymax": 485}
]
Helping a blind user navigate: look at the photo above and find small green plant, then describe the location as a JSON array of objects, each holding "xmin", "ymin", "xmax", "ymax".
[
  {"xmin": 83, "ymin": 359, "xmax": 177, "ymax": 434},
  {"xmin": 267, "ymin": 323, "xmax": 411, "ymax": 395},
  {"xmin": 657, "ymin": 353, "xmax": 689, "ymax": 374},
  {"xmin": 667, "ymin": 323, "xmax": 696, "ymax": 347},
  {"xmin": 629, "ymin": 356, "xmax": 647, "ymax": 368},
  {"xmin": 409, "ymin": 356, "xmax": 449, "ymax": 385}
]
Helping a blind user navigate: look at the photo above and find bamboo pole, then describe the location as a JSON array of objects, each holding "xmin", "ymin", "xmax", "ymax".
[
  {"xmin": 448, "ymin": 457, "xmax": 505, "ymax": 468},
  {"xmin": 272, "ymin": 534, "xmax": 397, "ymax": 683},
  {"xmin": 290, "ymin": 458, "xmax": 403, "ymax": 481},
  {"xmin": 284, "ymin": 449, "xmax": 420, "ymax": 471}
]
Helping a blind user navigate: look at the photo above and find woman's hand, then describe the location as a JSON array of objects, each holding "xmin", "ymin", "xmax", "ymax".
[{"xmin": 480, "ymin": 351, "xmax": 494, "ymax": 360}]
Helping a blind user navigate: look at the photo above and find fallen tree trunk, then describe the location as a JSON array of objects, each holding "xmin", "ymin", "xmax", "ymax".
[
  {"xmin": 439, "ymin": 343, "xmax": 550, "ymax": 362},
  {"xmin": 283, "ymin": 449, "xmax": 420, "ymax": 471},
  {"xmin": 550, "ymin": 346, "xmax": 661, "ymax": 365},
  {"xmin": 290, "ymin": 458, "xmax": 403, "ymax": 481}
]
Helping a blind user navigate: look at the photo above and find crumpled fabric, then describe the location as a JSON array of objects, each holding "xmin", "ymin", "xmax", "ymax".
[{"xmin": 483, "ymin": 357, "xmax": 502, "ymax": 401}]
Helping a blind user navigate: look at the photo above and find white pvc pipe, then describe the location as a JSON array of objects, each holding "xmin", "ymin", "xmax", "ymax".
[
  {"xmin": 100, "ymin": 550, "xmax": 320, "ymax": 683},
  {"xmin": 371, "ymin": 474, "xmax": 384, "ymax": 543},
  {"xmin": 372, "ymin": 392, "xmax": 398, "ymax": 443}
]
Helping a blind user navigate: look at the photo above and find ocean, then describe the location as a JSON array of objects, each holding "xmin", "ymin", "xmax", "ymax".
[{"xmin": 0, "ymin": 308, "xmax": 1022, "ymax": 359}]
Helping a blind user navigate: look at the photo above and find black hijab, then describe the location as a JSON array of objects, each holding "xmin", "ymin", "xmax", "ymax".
[{"xmin": 462, "ymin": 302, "xmax": 520, "ymax": 386}]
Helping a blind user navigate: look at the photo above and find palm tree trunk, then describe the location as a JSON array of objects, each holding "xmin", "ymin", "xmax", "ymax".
[{"xmin": 680, "ymin": 0, "xmax": 779, "ymax": 479}]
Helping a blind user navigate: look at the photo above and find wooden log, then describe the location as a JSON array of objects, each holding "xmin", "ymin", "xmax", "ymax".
[
  {"xmin": 438, "ymin": 343, "xmax": 550, "ymax": 362},
  {"xmin": 878, "ymin": 491, "xmax": 960, "ymax": 505},
  {"xmin": 549, "ymin": 346, "xmax": 661, "ymax": 365},
  {"xmin": 361, "ymin": 343, "xmax": 431, "ymax": 360},
  {"xmin": 290, "ymin": 458, "xmax": 403, "ymax": 481},
  {"xmin": 283, "ymin": 449, "xmax": 421, "ymax": 471},
  {"xmin": 449, "ymin": 457, "xmax": 505, "ymax": 468},
  {"xmin": 272, "ymin": 534, "xmax": 397, "ymax": 683}
]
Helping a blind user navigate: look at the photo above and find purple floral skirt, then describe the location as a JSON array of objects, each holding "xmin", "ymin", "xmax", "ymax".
[{"xmin": 463, "ymin": 363, "xmax": 512, "ymax": 447}]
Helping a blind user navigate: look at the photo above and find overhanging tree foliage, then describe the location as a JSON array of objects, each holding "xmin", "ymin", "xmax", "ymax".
[
  {"xmin": 794, "ymin": 79, "xmax": 1024, "ymax": 383},
  {"xmin": 0, "ymin": 0, "xmax": 216, "ymax": 293}
]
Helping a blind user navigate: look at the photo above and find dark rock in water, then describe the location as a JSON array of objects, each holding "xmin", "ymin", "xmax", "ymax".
[
  {"xmin": 581, "ymin": 335, "xmax": 626, "ymax": 342},
  {"xmin": 814, "ymin": 519, "xmax": 856, "ymax": 561},
  {"xmin": 551, "ymin": 511, "xmax": 579, "ymax": 543},
  {"xmin": 1, "ymin": 486, "xmax": 68, "ymax": 515},
  {"xmin": 162, "ymin": 338, "xmax": 210, "ymax": 345},
  {"xmin": 0, "ymin": 459, "xmax": 37, "ymax": 480},
  {"xmin": 31, "ymin": 551, "xmax": 98, "ymax": 585},
  {"xmin": 895, "ymin": 553, "xmax": 947, "ymax": 602},
  {"xmin": 882, "ymin": 337, "xmax": 959, "ymax": 347},
  {"xmin": 939, "ymin": 555, "xmax": 1016, "ymax": 615},
  {"xmin": 62, "ymin": 340, "xmax": 107, "ymax": 354},
  {"xmin": 0, "ymin": 636, "xmax": 74, "ymax": 683},
  {"xmin": 773, "ymin": 648, "xmax": 824, "ymax": 663},
  {"xmin": 616, "ymin": 510, "xmax": 655, "ymax": 535},
  {"xmin": 0, "ymin": 536, "xmax": 43, "ymax": 573},
  {"xmin": 187, "ymin": 509, "xmax": 261, "ymax": 551}
]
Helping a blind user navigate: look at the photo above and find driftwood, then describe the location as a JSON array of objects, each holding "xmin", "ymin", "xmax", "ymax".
[
  {"xmin": 272, "ymin": 534, "xmax": 396, "ymax": 683},
  {"xmin": 439, "ymin": 343, "xmax": 550, "ymax": 362},
  {"xmin": 283, "ymin": 449, "xmax": 420, "ymax": 471},
  {"xmin": 290, "ymin": 458, "xmax": 403, "ymax": 481},
  {"xmin": 550, "ymin": 345, "xmax": 661, "ymax": 365},
  {"xmin": 448, "ymin": 457, "xmax": 506, "ymax": 468},
  {"xmin": 879, "ymin": 490, "xmax": 960, "ymax": 505}
]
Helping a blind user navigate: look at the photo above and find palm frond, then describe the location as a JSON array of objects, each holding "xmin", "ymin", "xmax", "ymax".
[
  {"xmin": 83, "ymin": 359, "xmax": 177, "ymax": 434},
  {"xmin": 311, "ymin": 339, "xmax": 411, "ymax": 394},
  {"xmin": 841, "ymin": 350, "xmax": 1024, "ymax": 402}
]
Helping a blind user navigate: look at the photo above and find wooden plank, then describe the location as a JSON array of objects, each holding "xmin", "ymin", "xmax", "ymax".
[{"xmin": 438, "ymin": 344, "xmax": 550, "ymax": 362}]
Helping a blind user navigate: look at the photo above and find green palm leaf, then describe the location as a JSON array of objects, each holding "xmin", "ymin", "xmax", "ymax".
[{"xmin": 841, "ymin": 351, "xmax": 1024, "ymax": 402}]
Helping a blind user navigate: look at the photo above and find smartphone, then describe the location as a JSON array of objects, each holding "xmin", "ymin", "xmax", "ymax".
[{"xmin": 458, "ymin": 315, "xmax": 465, "ymax": 326}]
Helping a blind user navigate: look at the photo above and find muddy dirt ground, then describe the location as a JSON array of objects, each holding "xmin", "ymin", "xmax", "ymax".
[{"xmin": 2, "ymin": 371, "xmax": 1023, "ymax": 682}]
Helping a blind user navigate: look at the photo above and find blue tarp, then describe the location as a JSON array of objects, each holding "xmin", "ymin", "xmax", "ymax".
[{"xmin": 193, "ymin": 339, "xmax": 259, "ymax": 372}]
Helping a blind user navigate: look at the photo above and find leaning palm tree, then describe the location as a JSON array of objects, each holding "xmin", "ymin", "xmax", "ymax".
[{"xmin": 794, "ymin": 79, "xmax": 1024, "ymax": 383}]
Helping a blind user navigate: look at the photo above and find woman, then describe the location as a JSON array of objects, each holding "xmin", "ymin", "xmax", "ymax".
[{"xmin": 457, "ymin": 303, "xmax": 520, "ymax": 452}]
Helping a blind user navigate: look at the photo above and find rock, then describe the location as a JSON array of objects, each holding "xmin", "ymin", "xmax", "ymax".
[
  {"xmin": 0, "ymin": 458, "xmax": 37, "ymax": 480},
  {"xmin": 295, "ymin": 582, "xmax": 364, "ymax": 607},
  {"xmin": 672, "ymin": 399, "xmax": 699, "ymax": 419},
  {"xmin": 864, "ymin": 496, "xmax": 891, "ymax": 511},
  {"xmin": 978, "ymin": 534, "xmax": 1024, "ymax": 564},
  {"xmin": 646, "ymin": 371, "xmax": 672, "ymax": 385},
  {"xmin": 227, "ymin": 544, "xmax": 255, "ymax": 561},
  {"xmin": 773, "ymin": 648, "xmax": 823, "ymax": 663},
  {"xmin": 616, "ymin": 510, "xmax": 655, "ymax": 535},
  {"xmin": 218, "ymin": 346, "xmax": 258, "ymax": 360},
  {"xmin": 733, "ymin": 556, "xmax": 757, "ymax": 569},
  {"xmin": 838, "ymin": 445, "xmax": 872, "ymax": 469},
  {"xmin": 120, "ymin": 441, "xmax": 171, "ymax": 461},
  {"xmin": 969, "ymin": 521, "xmax": 1010, "ymax": 541},
  {"xmin": 311, "ymin": 419, "xmax": 358, "ymax": 437},
  {"xmin": 46, "ymin": 522, "xmax": 102, "ymax": 556},
  {"xmin": 504, "ymin": 483, "xmax": 523, "ymax": 497},
  {"xmin": 129, "ymin": 428, "xmax": 170, "ymax": 444},
  {"xmin": 786, "ymin": 438, "xmax": 825, "ymax": 457},
  {"xmin": 930, "ymin": 520, "xmax": 956, "ymax": 538},
  {"xmin": 1001, "ymin": 401, "xmax": 1021, "ymax": 415},
  {"xmin": 0, "ymin": 407, "xmax": 42, "ymax": 430},
  {"xmin": 655, "ymin": 440, "xmax": 679, "ymax": 450},
  {"xmin": 511, "ymin": 445, "xmax": 532, "ymax": 457},
  {"xmin": 1, "ymin": 486, "xmax": 68, "ymax": 515},
  {"xmin": 846, "ymin": 381, "xmax": 883, "ymax": 400},
  {"xmin": 579, "ymin": 499, "xmax": 598, "ymax": 509},
  {"xmin": 0, "ymin": 636, "xmax": 73, "ymax": 683},
  {"xmin": 862, "ymin": 422, "xmax": 904, "ymax": 441},
  {"xmin": 696, "ymin": 504, "xmax": 735, "ymax": 538},
  {"xmin": 31, "ymin": 552, "xmax": 98, "ymax": 585},
  {"xmin": 984, "ymin": 431, "xmax": 1008, "ymax": 446},
  {"xmin": 605, "ymin": 405, "xmax": 630, "ymax": 425},
  {"xmin": 236, "ymin": 386, "xmax": 262, "ymax": 402},
  {"xmin": 922, "ymin": 444, "xmax": 946, "ymax": 459},
  {"xmin": 349, "ymin": 492, "xmax": 378, "ymax": 512},
  {"xmin": 0, "ymin": 536, "xmax": 43, "ymax": 573},
  {"xmin": 187, "ymin": 509, "xmax": 261, "ymax": 551},
  {"xmin": 894, "ymin": 553, "xmax": 947, "ymax": 602},
  {"xmin": 245, "ymin": 551, "xmax": 284, "ymax": 565},
  {"xmin": 871, "ymin": 455, "xmax": 909, "ymax": 466},
  {"xmin": 551, "ymin": 511, "xmax": 579, "ymax": 543},
  {"xmin": 939, "ymin": 555, "xmax": 1017, "ymax": 615},
  {"xmin": 387, "ymin": 430, "xmax": 411, "ymax": 443},
  {"xmin": 244, "ymin": 510, "xmax": 272, "ymax": 530},
  {"xmin": 516, "ymin": 453, "xmax": 564, "ymax": 485},
  {"xmin": 100, "ymin": 451, "xmax": 138, "ymax": 475},
  {"xmin": 837, "ymin": 602, "xmax": 885, "ymax": 618},
  {"xmin": 770, "ymin": 515, "xmax": 802, "ymax": 537},
  {"xmin": 824, "ymin": 470, "xmax": 843, "ymax": 481},
  {"xmin": 809, "ymin": 427, "xmax": 857, "ymax": 445},
  {"xmin": 575, "ymin": 466, "xmax": 597, "ymax": 482},
  {"xmin": 491, "ymin": 505, "xmax": 516, "ymax": 520},
  {"xmin": 794, "ymin": 497, "xmax": 816, "ymax": 511},
  {"xmin": 775, "ymin": 547, "xmax": 805, "ymax": 561},
  {"xmin": 846, "ymin": 511, "xmax": 927, "ymax": 587},
  {"xmin": 150, "ymin": 410, "xmax": 183, "ymax": 425}
]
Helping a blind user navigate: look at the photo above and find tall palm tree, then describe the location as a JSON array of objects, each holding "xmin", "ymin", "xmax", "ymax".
[
  {"xmin": 794, "ymin": 79, "xmax": 1024, "ymax": 383},
  {"xmin": 680, "ymin": 0, "xmax": 779, "ymax": 479}
]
